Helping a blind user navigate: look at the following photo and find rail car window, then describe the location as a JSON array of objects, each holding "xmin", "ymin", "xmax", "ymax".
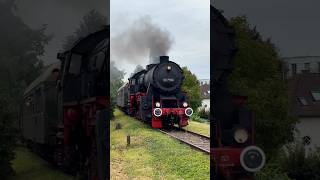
[
  {"xmin": 161, "ymin": 99, "xmax": 178, "ymax": 108},
  {"xmin": 69, "ymin": 53, "xmax": 82, "ymax": 75}
]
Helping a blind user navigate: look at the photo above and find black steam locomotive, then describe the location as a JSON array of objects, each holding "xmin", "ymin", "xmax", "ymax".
[
  {"xmin": 211, "ymin": 5, "xmax": 265, "ymax": 179},
  {"xmin": 117, "ymin": 56, "xmax": 193, "ymax": 128},
  {"xmin": 20, "ymin": 28, "xmax": 109, "ymax": 180}
]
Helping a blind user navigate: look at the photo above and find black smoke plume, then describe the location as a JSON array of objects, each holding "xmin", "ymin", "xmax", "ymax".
[{"xmin": 111, "ymin": 16, "xmax": 174, "ymax": 64}]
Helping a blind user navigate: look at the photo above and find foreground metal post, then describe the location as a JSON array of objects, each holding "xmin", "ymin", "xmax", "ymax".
[{"xmin": 127, "ymin": 135, "xmax": 131, "ymax": 146}]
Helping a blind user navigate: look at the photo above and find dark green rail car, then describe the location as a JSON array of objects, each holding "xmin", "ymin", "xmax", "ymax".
[{"xmin": 21, "ymin": 63, "xmax": 60, "ymax": 146}]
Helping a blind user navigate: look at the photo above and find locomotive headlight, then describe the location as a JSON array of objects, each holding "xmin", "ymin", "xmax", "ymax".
[
  {"xmin": 234, "ymin": 128, "xmax": 249, "ymax": 143},
  {"xmin": 153, "ymin": 108, "xmax": 162, "ymax": 117},
  {"xmin": 240, "ymin": 146, "xmax": 266, "ymax": 172},
  {"xmin": 182, "ymin": 102, "xmax": 188, "ymax": 107},
  {"xmin": 155, "ymin": 102, "xmax": 161, "ymax": 108},
  {"xmin": 185, "ymin": 107, "xmax": 193, "ymax": 116},
  {"xmin": 167, "ymin": 65, "xmax": 172, "ymax": 71}
]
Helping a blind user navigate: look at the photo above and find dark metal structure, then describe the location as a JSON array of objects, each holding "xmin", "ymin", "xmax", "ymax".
[
  {"xmin": 211, "ymin": 5, "xmax": 265, "ymax": 179},
  {"xmin": 117, "ymin": 56, "xmax": 193, "ymax": 128},
  {"xmin": 20, "ymin": 27, "xmax": 109, "ymax": 180}
]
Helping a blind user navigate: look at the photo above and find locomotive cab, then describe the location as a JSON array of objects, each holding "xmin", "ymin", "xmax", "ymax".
[
  {"xmin": 55, "ymin": 28, "xmax": 109, "ymax": 178},
  {"xmin": 57, "ymin": 30, "xmax": 108, "ymax": 103}
]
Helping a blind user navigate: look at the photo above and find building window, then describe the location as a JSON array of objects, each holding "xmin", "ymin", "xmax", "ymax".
[
  {"xmin": 302, "ymin": 136, "xmax": 311, "ymax": 146},
  {"xmin": 304, "ymin": 63, "xmax": 310, "ymax": 72},
  {"xmin": 311, "ymin": 90, "xmax": 320, "ymax": 101},
  {"xmin": 297, "ymin": 97, "xmax": 308, "ymax": 106},
  {"xmin": 291, "ymin": 63, "xmax": 297, "ymax": 75}
]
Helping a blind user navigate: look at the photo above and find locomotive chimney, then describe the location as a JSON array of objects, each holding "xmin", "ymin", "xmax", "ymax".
[{"xmin": 159, "ymin": 56, "xmax": 169, "ymax": 63}]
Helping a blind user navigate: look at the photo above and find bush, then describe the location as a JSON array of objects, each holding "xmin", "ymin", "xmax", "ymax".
[
  {"xmin": 190, "ymin": 113, "xmax": 201, "ymax": 122},
  {"xmin": 254, "ymin": 153, "xmax": 290, "ymax": 180},
  {"xmin": 281, "ymin": 142, "xmax": 320, "ymax": 180},
  {"xmin": 256, "ymin": 141, "xmax": 320, "ymax": 180},
  {"xmin": 197, "ymin": 108, "xmax": 209, "ymax": 119},
  {"xmin": 0, "ymin": 98, "xmax": 18, "ymax": 179},
  {"xmin": 190, "ymin": 113, "xmax": 208, "ymax": 123}
]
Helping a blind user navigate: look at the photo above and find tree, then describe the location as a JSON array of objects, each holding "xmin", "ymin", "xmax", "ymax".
[
  {"xmin": 0, "ymin": 0, "xmax": 51, "ymax": 178},
  {"xmin": 181, "ymin": 67, "xmax": 202, "ymax": 111},
  {"xmin": 110, "ymin": 61, "xmax": 125, "ymax": 118},
  {"xmin": 63, "ymin": 10, "xmax": 107, "ymax": 50},
  {"xmin": 227, "ymin": 16, "xmax": 297, "ymax": 154}
]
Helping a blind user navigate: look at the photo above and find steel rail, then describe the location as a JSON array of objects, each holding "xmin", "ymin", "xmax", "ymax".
[{"xmin": 158, "ymin": 127, "xmax": 210, "ymax": 154}]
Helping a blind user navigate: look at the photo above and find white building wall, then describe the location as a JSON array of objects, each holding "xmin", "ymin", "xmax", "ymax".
[
  {"xmin": 284, "ymin": 56, "xmax": 320, "ymax": 78},
  {"xmin": 199, "ymin": 99, "xmax": 210, "ymax": 112},
  {"xmin": 295, "ymin": 117, "xmax": 320, "ymax": 149}
]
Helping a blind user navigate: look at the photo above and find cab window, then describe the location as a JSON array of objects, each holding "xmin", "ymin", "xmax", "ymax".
[
  {"xmin": 69, "ymin": 53, "xmax": 82, "ymax": 75},
  {"xmin": 89, "ymin": 52, "xmax": 105, "ymax": 71}
]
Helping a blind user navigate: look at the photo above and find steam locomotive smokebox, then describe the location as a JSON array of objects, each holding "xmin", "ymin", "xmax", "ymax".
[
  {"xmin": 143, "ymin": 56, "xmax": 183, "ymax": 93},
  {"xmin": 159, "ymin": 56, "xmax": 169, "ymax": 63}
]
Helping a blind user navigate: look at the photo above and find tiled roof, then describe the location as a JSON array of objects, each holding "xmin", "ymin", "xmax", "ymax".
[
  {"xmin": 200, "ymin": 83, "xmax": 210, "ymax": 99},
  {"xmin": 288, "ymin": 73, "xmax": 320, "ymax": 117}
]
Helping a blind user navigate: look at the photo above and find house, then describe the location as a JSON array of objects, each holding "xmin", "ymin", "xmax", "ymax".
[
  {"xmin": 199, "ymin": 79, "xmax": 210, "ymax": 112},
  {"xmin": 288, "ymin": 73, "xmax": 320, "ymax": 148},
  {"xmin": 283, "ymin": 56, "xmax": 320, "ymax": 79}
]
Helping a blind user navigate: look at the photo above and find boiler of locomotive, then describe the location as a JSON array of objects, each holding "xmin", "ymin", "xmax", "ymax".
[{"xmin": 143, "ymin": 56, "xmax": 183, "ymax": 93}]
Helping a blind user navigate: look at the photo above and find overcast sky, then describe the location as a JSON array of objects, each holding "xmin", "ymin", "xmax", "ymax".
[
  {"xmin": 111, "ymin": 0, "xmax": 210, "ymax": 80},
  {"xmin": 213, "ymin": 0, "xmax": 320, "ymax": 58},
  {"xmin": 16, "ymin": 0, "xmax": 108, "ymax": 64}
]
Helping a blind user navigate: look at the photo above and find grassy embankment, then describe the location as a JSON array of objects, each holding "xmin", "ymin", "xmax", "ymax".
[
  {"xmin": 9, "ymin": 147, "xmax": 74, "ymax": 180},
  {"xmin": 182, "ymin": 120, "xmax": 210, "ymax": 137},
  {"xmin": 110, "ymin": 109, "xmax": 210, "ymax": 180}
]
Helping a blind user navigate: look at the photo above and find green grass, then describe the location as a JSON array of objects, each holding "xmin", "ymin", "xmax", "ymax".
[
  {"xmin": 182, "ymin": 121, "xmax": 210, "ymax": 137},
  {"xmin": 110, "ymin": 109, "xmax": 210, "ymax": 180},
  {"xmin": 9, "ymin": 147, "xmax": 74, "ymax": 180}
]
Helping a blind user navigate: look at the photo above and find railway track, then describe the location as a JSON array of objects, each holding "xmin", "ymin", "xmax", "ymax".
[{"xmin": 159, "ymin": 127, "xmax": 210, "ymax": 154}]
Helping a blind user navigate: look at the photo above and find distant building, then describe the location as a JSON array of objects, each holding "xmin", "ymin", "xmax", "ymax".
[
  {"xmin": 288, "ymin": 73, "xmax": 320, "ymax": 149},
  {"xmin": 199, "ymin": 79, "xmax": 210, "ymax": 112},
  {"xmin": 282, "ymin": 56, "xmax": 320, "ymax": 79},
  {"xmin": 199, "ymin": 79, "xmax": 210, "ymax": 86}
]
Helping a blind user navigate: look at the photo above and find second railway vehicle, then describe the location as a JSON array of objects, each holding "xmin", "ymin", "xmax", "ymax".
[
  {"xmin": 117, "ymin": 56, "xmax": 193, "ymax": 128},
  {"xmin": 20, "ymin": 28, "xmax": 109, "ymax": 180}
]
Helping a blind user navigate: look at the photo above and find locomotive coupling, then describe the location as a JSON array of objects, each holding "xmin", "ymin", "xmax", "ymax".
[{"xmin": 240, "ymin": 146, "xmax": 266, "ymax": 172}]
